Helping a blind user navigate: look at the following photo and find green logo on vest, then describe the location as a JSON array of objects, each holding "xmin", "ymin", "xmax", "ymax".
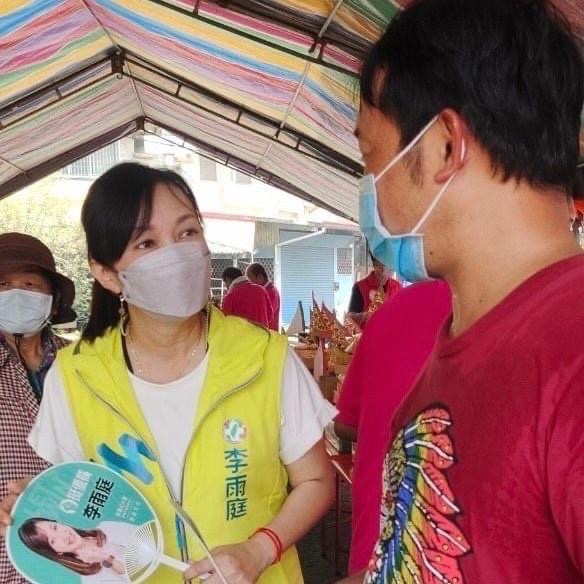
[{"xmin": 223, "ymin": 419, "xmax": 248, "ymax": 444}]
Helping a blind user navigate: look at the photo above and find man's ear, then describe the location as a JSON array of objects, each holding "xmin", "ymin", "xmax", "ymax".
[
  {"xmin": 434, "ymin": 109, "xmax": 468, "ymax": 184},
  {"xmin": 90, "ymin": 260, "xmax": 122, "ymax": 295}
]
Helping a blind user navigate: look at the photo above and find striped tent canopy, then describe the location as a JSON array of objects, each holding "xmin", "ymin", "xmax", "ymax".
[{"xmin": 0, "ymin": 1, "xmax": 582, "ymax": 220}]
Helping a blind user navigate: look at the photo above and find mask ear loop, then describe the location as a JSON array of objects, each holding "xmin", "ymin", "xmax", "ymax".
[
  {"xmin": 412, "ymin": 139, "xmax": 466, "ymax": 235},
  {"xmin": 373, "ymin": 115, "xmax": 439, "ymax": 185},
  {"xmin": 370, "ymin": 116, "xmax": 440, "ymax": 239}
]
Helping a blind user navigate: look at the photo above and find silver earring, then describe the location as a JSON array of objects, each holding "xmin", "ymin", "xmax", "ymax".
[{"xmin": 119, "ymin": 295, "xmax": 129, "ymax": 337}]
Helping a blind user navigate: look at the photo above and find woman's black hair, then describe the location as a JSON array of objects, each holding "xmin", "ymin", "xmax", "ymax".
[{"xmin": 81, "ymin": 162, "xmax": 203, "ymax": 342}]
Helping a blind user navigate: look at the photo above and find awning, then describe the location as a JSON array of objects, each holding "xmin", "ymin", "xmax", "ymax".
[{"xmin": 1, "ymin": 1, "xmax": 582, "ymax": 221}]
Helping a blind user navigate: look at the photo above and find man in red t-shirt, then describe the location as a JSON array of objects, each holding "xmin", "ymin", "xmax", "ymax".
[
  {"xmin": 340, "ymin": 1, "xmax": 584, "ymax": 582},
  {"xmin": 335, "ymin": 281, "xmax": 451, "ymax": 574},
  {"xmin": 246, "ymin": 263, "xmax": 281, "ymax": 332},
  {"xmin": 347, "ymin": 254, "xmax": 401, "ymax": 329},
  {"xmin": 221, "ymin": 267, "xmax": 272, "ymax": 328}
]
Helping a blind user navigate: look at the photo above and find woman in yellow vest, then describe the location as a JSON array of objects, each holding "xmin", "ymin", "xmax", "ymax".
[{"xmin": 0, "ymin": 162, "xmax": 336, "ymax": 583}]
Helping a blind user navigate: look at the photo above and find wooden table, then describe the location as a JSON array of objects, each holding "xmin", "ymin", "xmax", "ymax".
[{"xmin": 324, "ymin": 440, "xmax": 354, "ymax": 576}]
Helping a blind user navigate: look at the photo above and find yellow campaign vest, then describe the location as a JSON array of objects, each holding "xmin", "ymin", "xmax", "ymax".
[{"xmin": 57, "ymin": 307, "xmax": 303, "ymax": 583}]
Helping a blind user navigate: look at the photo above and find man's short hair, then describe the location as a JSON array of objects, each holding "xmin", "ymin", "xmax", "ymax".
[
  {"xmin": 361, "ymin": 0, "xmax": 583, "ymax": 194},
  {"xmin": 222, "ymin": 267, "xmax": 242, "ymax": 283},
  {"xmin": 247, "ymin": 263, "xmax": 268, "ymax": 281}
]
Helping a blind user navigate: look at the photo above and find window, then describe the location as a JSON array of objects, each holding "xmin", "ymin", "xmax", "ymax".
[
  {"xmin": 61, "ymin": 143, "xmax": 119, "ymax": 178},
  {"xmin": 163, "ymin": 153, "xmax": 176, "ymax": 168},
  {"xmin": 336, "ymin": 248, "xmax": 353, "ymax": 275},
  {"xmin": 133, "ymin": 136, "xmax": 145, "ymax": 154},
  {"xmin": 199, "ymin": 157, "xmax": 217, "ymax": 181},
  {"xmin": 234, "ymin": 171, "xmax": 252, "ymax": 185}
]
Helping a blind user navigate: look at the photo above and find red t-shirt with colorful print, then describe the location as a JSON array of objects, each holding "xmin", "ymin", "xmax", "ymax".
[{"xmin": 366, "ymin": 255, "xmax": 584, "ymax": 584}]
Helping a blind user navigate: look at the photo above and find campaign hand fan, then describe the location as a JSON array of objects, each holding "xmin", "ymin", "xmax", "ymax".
[
  {"xmin": 124, "ymin": 520, "xmax": 188, "ymax": 582},
  {"xmin": 6, "ymin": 462, "xmax": 216, "ymax": 583}
]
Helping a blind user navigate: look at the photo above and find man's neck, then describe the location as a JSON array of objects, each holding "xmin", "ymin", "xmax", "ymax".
[
  {"xmin": 444, "ymin": 184, "xmax": 580, "ymax": 336},
  {"xmin": 448, "ymin": 230, "xmax": 580, "ymax": 338},
  {"xmin": 230, "ymin": 276, "xmax": 248, "ymax": 288}
]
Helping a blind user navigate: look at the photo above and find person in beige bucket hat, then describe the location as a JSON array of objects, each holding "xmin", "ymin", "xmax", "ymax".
[{"xmin": 0, "ymin": 232, "xmax": 75, "ymax": 584}]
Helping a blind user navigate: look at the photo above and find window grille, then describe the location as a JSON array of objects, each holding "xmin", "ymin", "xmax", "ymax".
[{"xmin": 61, "ymin": 143, "xmax": 119, "ymax": 178}]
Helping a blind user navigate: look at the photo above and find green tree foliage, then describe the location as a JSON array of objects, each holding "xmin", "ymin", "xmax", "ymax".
[{"xmin": 0, "ymin": 175, "xmax": 92, "ymax": 327}]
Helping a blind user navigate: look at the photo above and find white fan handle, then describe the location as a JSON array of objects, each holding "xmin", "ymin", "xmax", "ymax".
[
  {"xmin": 157, "ymin": 554, "xmax": 212, "ymax": 580},
  {"xmin": 158, "ymin": 553, "xmax": 189, "ymax": 571}
]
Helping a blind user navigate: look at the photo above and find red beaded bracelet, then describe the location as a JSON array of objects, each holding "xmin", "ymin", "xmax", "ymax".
[{"xmin": 252, "ymin": 527, "xmax": 283, "ymax": 565}]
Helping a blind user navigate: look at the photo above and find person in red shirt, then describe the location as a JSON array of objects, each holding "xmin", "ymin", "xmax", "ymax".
[
  {"xmin": 246, "ymin": 263, "xmax": 281, "ymax": 332},
  {"xmin": 340, "ymin": 0, "xmax": 584, "ymax": 582},
  {"xmin": 221, "ymin": 266, "xmax": 272, "ymax": 328},
  {"xmin": 347, "ymin": 254, "xmax": 401, "ymax": 330},
  {"xmin": 335, "ymin": 280, "xmax": 451, "ymax": 575}
]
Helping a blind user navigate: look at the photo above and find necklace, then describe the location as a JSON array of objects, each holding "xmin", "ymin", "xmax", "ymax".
[{"xmin": 127, "ymin": 314, "xmax": 208, "ymax": 380}]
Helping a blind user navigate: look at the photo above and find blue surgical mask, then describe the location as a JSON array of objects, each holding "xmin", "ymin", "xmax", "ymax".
[{"xmin": 359, "ymin": 116, "xmax": 464, "ymax": 282}]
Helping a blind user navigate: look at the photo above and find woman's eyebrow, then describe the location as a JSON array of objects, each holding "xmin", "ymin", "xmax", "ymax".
[{"xmin": 175, "ymin": 213, "xmax": 196, "ymax": 226}]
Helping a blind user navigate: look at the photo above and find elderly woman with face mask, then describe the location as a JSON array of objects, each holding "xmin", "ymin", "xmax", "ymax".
[
  {"xmin": 0, "ymin": 163, "xmax": 336, "ymax": 584},
  {"xmin": 0, "ymin": 233, "xmax": 75, "ymax": 584}
]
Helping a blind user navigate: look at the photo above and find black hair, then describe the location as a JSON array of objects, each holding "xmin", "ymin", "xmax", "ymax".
[
  {"xmin": 222, "ymin": 267, "xmax": 242, "ymax": 283},
  {"xmin": 247, "ymin": 263, "xmax": 268, "ymax": 282},
  {"xmin": 360, "ymin": 0, "xmax": 583, "ymax": 194},
  {"xmin": 81, "ymin": 162, "xmax": 203, "ymax": 342}
]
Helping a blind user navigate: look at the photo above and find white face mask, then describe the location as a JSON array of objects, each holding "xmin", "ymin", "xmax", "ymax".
[
  {"xmin": 119, "ymin": 241, "xmax": 211, "ymax": 318},
  {"xmin": 0, "ymin": 289, "xmax": 53, "ymax": 336}
]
